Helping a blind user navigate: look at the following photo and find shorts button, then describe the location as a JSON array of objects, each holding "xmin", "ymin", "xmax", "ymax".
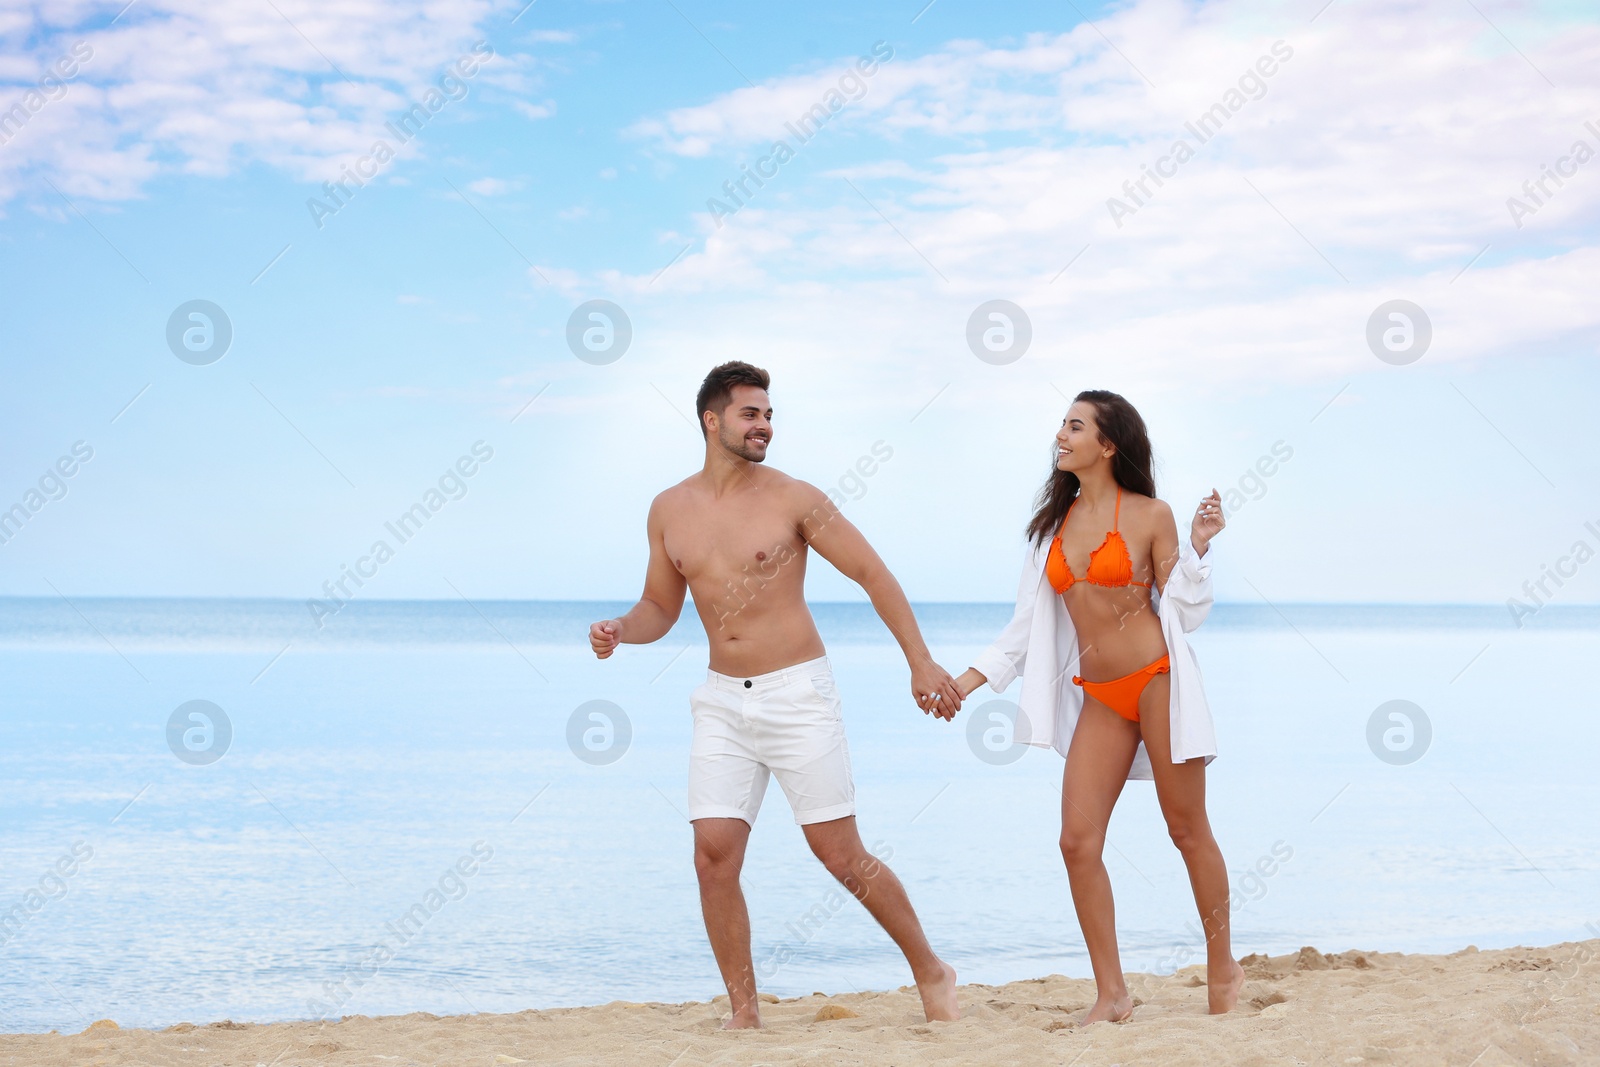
[{"xmin": 743, "ymin": 679, "xmax": 753, "ymax": 688}]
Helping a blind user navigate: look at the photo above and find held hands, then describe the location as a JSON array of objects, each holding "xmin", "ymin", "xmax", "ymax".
[
  {"xmin": 1191, "ymin": 488, "xmax": 1225, "ymax": 555},
  {"xmin": 589, "ymin": 619, "xmax": 622, "ymax": 659},
  {"xmin": 911, "ymin": 658, "xmax": 964, "ymax": 722}
]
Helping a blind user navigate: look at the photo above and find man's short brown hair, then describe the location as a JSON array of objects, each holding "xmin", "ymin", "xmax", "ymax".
[{"xmin": 695, "ymin": 361, "xmax": 771, "ymax": 438}]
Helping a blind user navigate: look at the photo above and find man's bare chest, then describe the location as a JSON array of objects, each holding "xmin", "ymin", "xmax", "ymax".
[{"xmin": 663, "ymin": 508, "xmax": 805, "ymax": 586}]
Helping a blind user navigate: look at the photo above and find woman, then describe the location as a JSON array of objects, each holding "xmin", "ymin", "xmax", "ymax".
[{"xmin": 952, "ymin": 389, "xmax": 1238, "ymax": 1023}]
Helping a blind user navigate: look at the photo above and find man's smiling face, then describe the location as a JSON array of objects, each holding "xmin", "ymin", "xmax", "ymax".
[{"xmin": 714, "ymin": 384, "xmax": 773, "ymax": 462}]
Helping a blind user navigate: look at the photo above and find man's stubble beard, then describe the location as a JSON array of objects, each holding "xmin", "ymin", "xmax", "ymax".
[{"xmin": 719, "ymin": 427, "xmax": 768, "ymax": 463}]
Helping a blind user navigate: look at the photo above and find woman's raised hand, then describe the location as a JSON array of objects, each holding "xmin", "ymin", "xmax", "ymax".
[{"xmin": 1191, "ymin": 489, "xmax": 1224, "ymax": 554}]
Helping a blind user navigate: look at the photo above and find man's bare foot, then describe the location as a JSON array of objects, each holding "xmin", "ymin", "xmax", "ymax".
[
  {"xmin": 915, "ymin": 960, "xmax": 960, "ymax": 1022},
  {"xmin": 1080, "ymin": 991, "xmax": 1133, "ymax": 1024},
  {"xmin": 1207, "ymin": 958, "xmax": 1245, "ymax": 1014},
  {"xmin": 720, "ymin": 1008, "xmax": 762, "ymax": 1030}
]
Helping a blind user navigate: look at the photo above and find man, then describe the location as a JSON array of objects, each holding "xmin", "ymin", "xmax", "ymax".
[{"xmin": 588, "ymin": 361, "xmax": 963, "ymax": 1028}]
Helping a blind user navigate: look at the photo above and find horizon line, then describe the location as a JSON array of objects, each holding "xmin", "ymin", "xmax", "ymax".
[{"xmin": 0, "ymin": 595, "xmax": 1592, "ymax": 609}]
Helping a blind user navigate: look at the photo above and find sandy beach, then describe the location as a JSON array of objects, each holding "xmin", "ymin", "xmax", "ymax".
[{"xmin": 6, "ymin": 939, "xmax": 1594, "ymax": 1067}]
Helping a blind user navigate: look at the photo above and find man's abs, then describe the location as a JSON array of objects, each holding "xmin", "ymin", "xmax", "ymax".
[
  {"xmin": 683, "ymin": 568, "xmax": 824, "ymax": 675},
  {"xmin": 697, "ymin": 601, "xmax": 827, "ymax": 677}
]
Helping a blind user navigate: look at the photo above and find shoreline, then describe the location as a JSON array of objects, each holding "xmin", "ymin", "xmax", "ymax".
[{"xmin": 6, "ymin": 939, "xmax": 1594, "ymax": 1066}]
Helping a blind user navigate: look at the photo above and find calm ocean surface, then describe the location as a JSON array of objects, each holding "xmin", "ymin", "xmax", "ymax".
[{"xmin": 1, "ymin": 598, "xmax": 1596, "ymax": 1033}]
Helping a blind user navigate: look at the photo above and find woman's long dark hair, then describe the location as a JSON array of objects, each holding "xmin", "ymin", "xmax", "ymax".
[{"xmin": 1025, "ymin": 389, "xmax": 1157, "ymax": 549}]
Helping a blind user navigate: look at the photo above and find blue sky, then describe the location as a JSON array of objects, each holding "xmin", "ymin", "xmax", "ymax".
[{"xmin": 1, "ymin": 0, "xmax": 1597, "ymax": 606}]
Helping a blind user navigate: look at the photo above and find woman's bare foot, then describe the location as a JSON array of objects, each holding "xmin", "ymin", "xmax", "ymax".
[
  {"xmin": 1207, "ymin": 958, "xmax": 1244, "ymax": 1014},
  {"xmin": 1080, "ymin": 991, "xmax": 1133, "ymax": 1024},
  {"xmin": 915, "ymin": 960, "xmax": 961, "ymax": 1021},
  {"xmin": 720, "ymin": 1008, "xmax": 762, "ymax": 1030}
]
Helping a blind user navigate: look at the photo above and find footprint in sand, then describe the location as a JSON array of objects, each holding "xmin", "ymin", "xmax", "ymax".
[
  {"xmin": 1249, "ymin": 990, "xmax": 1288, "ymax": 1010},
  {"xmin": 1490, "ymin": 957, "xmax": 1554, "ymax": 972}
]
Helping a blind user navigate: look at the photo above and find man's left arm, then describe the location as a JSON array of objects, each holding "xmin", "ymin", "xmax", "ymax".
[{"xmin": 795, "ymin": 482, "xmax": 963, "ymax": 719}]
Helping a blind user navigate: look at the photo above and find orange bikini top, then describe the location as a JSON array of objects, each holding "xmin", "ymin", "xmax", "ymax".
[{"xmin": 1046, "ymin": 487, "xmax": 1150, "ymax": 593}]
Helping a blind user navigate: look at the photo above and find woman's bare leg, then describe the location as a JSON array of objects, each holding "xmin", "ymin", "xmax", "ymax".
[
  {"xmin": 1137, "ymin": 673, "xmax": 1244, "ymax": 1013},
  {"xmin": 1060, "ymin": 697, "xmax": 1141, "ymax": 1023}
]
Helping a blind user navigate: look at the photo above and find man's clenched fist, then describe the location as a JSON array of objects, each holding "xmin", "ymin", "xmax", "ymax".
[{"xmin": 589, "ymin": 619, "xmax": 621, "ymax": 658}]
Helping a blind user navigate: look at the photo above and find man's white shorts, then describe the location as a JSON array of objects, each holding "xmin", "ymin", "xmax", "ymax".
[{"xmin": 687, "ymin": 654, "xmax": 855, "ymax": 827}]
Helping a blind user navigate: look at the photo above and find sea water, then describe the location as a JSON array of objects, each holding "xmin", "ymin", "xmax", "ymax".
[{"xmin": 0, "ymin": 599, "xmax": 1595, "ymax": 1032}]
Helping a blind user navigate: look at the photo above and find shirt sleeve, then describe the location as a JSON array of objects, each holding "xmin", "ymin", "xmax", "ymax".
[
  {"xmin": 970, "ymin": 543, "xmax": 1041, "ymax": 692},
  {"xmin": 1162, "ymin": 538, "xmax": 1215, "ymax": 633}
]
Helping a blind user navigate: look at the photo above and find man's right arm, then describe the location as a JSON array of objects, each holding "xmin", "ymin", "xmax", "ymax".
[{"xmin": 590, "ymin": 495, "xmax": 688, "ymax": 658}]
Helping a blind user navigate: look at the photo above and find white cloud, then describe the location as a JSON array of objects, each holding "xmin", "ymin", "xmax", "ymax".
[
  {"xmin": 602, "ymin": 0, "xmax": 1600, "ymax": 388},
  {"xmin": 467, "ymin": 176, "xmax": 520, "ymax": 195},
  {"xmin": 511, "ymin": 99, "xmax": 556, "ymax": 120},
  {"xmin": 0, "ymin": 0, "xmax": 528, "ymax": 204}
]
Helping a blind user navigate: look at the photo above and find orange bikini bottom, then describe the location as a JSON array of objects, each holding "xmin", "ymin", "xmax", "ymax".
[{"xmin": 1073, "ymin": 655, "xmax": 1171, "ymax": 723}]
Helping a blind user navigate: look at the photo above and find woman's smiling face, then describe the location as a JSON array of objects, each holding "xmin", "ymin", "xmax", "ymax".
[{"xmin": 1055, "ymin": 401, "xmax": 1107, "ymax": 472}]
